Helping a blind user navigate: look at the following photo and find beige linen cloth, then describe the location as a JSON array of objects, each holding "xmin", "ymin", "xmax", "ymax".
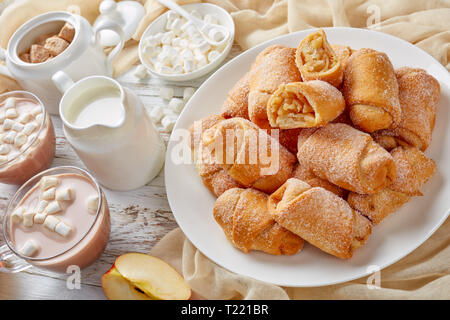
[{"xmin": 0, "ymin": 0, "xmax": 449, "ymax": 299}]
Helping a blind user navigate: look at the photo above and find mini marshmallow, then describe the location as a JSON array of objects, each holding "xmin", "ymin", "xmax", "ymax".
[
  {"xmin": 161, "ymin": 115, "xmax": 177, "ymax": 132},
  {"xmin": 0, "ymin": 144, "xmax": 10, "ymax": 155},
  {"xmin": 170, "ymin": 18, "xmax": 184, "ymax": 33},
  {"xmin": 180, "ymin": 48, "xmax": 194, "ymax": 60},
  {"xmin": 18, "ymin": 240, "xmax": 40, "ymax": 257},
  {"xmin": 4, "ymin": 98, "xmax": 15, "ymax": 109},
  {"xmin": 55, "ymin": 221, "xmax": 72, "ymax": 237},
  {"xmin": 87, "ymin": 195, "xmax": 99, "ymax": 214},
  {"xmin": 36, "ymin": 200, "xmax": 49, "ymax": 214},
  {"xmin": 3, "ymin": 131, "xmax": 16, "ymax": 144},
  {"xmin": 35, "ymin": 113, "xmax": 43, "ymax": 124},
  {"xmin": 40, "ymin": 176, "xmax": 59, "ymax": 190},
  {"xmin": 12, "ymin": 122, "xmax": 24, "ymax": 132},
  {"xmin": 208, "ymin": 28, "xmax": 226, "ymax": 43},
  {"xmin": 43, "ymin": 215, "xmax": 59, "ymax": 231},
  {"xmin": 33, "ymin": 213, "xmax": 47, "ymax": 224},
  {"xmin": 56, "ymin": 187, "xmax": 72, "ymax": 201},
  {"xmin": 204, "ymin": 13, "xmax": 219, "ymax": 25},
  {"xmin": 30, "ymin": 106, "xmax": 42, "ymax": 117},
  {"xmin": 183, "ymin": 87, "xmax": 195, "ymax": 101},
  {"xmin": 171, "ymin": 37, "xmax": 182, "ymax": 47},
  {"xmin": 195, "ymin": 55, "xmax": 208, "ymax": 68},
  {"xmin": 208, "ymin": 50, "xmax": 220, "ymax": 62},
  {"xmin": 11, "ymin": 207, "xmax": 25, "ymax": 223},
  {"xmin": 23, "ymin": 211, "xmax": 35, "ymax": 227},
  {"xmin": 134, "ymin": 64, "xmax": 149, "ymax": 80},
  {"xmin": 179, "ymin": 39, "xmax": 190, "ymax": 48},
  {"xmin": 14, "ymin": 133, "xmax": 27, "ymax": 148},
  {"xmin": 3, "ymin": 119, "xmax": 14, "ymax": 130},
  {"xmin": 172, "ymin": 64, "xmax": 184, "ymax": 74},
  {"xmin": 167, "ymin": 10, "xmax": 180, "ymax": 22},
  {"xmin": 42, "ymin": 187, "xmax": 56, "ymax": 200},
  {"xmin": 5, "ymin": 108, "xmax": 18, "ymax": 119},
  {"xmin": 183, "ymin": 59, "xmax": 195, "ymax": 73},
  {"xmin": 161, "ymin": 31, "xmax": 174, "ymax": 45},
  {"xmin": 23, "ymin": 122, "xmax": 38, "ymax": 135},
  {"xmin": 189, "ymin": 10, "xmax": 202, "ymax": 20},
  {"xmin": 159, "ymin": 65, "xmax": 173, "ymax": 74},
  {"xmin": 196, "ymin": 41, "xmax": 211, "ymax": 54},
  {"xmin": 45, "ymin": 201, "xmax": 61, "ymax": 215},
  {"xmin": 168, "ymin": 98, "xmax": 185, "ymax": 114},
  {"xmin": 160, "ymin": 87, "xmax": 174, "ymax": 100},
  {"xmin": 18, "ymin": 113, "xmax": 32, "ymax": 124},
  {"xmin": 149, "ymin": 106, "xmax": 164, "ymax": 123}
]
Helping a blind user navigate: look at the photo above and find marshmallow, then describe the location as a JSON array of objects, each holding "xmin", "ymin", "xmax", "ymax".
[
  {"xmin": 134, "ymin": 64, "xmax": 149, "ymax": 80},
  {"xmin": 204, "ymin": 13, "xmax": 219, "ymax": 25},
  {"xmin": 183, "ymin": 59, "xmax": 195, "ymax": 73},
  {"xmin": 161, "ymin": 115, "xmax": 177, "ymax": 131},
  {"xmin": 18, "ymin": 113, "xmax": 32, "ymax": 124},
  {"xmin": 42, "ymin": 187, "xmax": 56, "ymax": 200},
  {"xmin": 35, "ymin": 114, "xmax": 43, "ymax": 124},
  {"xmin": 23, "ymin": 122, "xmax": 38, "ymax": 135},
  {"xmin": 208, "ymin": 28, "xmax": 226, "ymax": 43},
  {"xmin": 34, "ymin": 213, "xmax": 47, "ymax": 224},
  {"xmin": 55, "ymin": 221, "xmax": 72, "ymax": 237},
  {"xmin": 179, "ymin": 39, "xmax": 190, "ymax": 48},
  {"xmin": 172, "ymin": 64, "xmax": 184, "ymax": 74},
  {"xmin": 23, "ymin": 211, "xmax": 35, "ymax": 227},
  {"xmin": 180, "ymin": 48, "xmax": 194, "ymax": 60},
  {"xmin": 11, "ymin": 206, "xmax": 25, "ymax": 223},
  {"xmin": 170, "ymin": 18, "xmax": 184, "ymax": 33},
  {"xmin": 196, "ymin": 41, "xmax": 211, "ymax": 54},
  {"xmin": 44, "ymin": 215, "xmax": 59, "ymax": 231},
  {"xmin": 36, "ymin": 200, "xmax": 48, "ymax": 214},
  {"xmin": 168, "ymin": 98, "xmax": 185, "ymax": 114},
  {"xmin": 87, "ymin": 195, "xmax": 99, "ymax": 214},
  {"xmin": 18, "ymin": 240, "xmax": 40, "ymax": 257},
  {"xmin": 159, "ymin": 65, "xmax": 173, "ymax": 74},
  {"xmin": 208, "ymin": 50, "xmax": 220, "ymax": 63},
  {"xmin": 45, "ymin": 201, "xmax": 62, "ymax": 215},
  {"xmin": 3, "ymin": 131, "xmax": 16, "ymax": 144},
  {"xmin": 167, "ymin": 10, "xmax": 180, "ymax": 22},
  {"xmin": 161, "ymin": 31, "xmax": 174, "ymax": 45},
  {"xmin": 0, "ymin": 144, "xmax": 10, "ymax": 155},
  {"xmin": 189, "ymin": 9, "xmax": 202, "ymax": 20},
  {"xmin": 5, "ymin": 108, "xmax": 18, "ymax": 119},
  {"xmin": 4, "ymin": 98, "xmax": 15, "ymax": 109},
  {"xmin": 31, "ymin": 106, "xmax": 42, "ymax": 117},
  {"xmin": 56, "ymin": 187, "xmax": 72, "ymax": 201},
  {"xmin": 183, "ymin": 87, "xmax": 195, "ymax": 101},
  {"xmin": 14, "ymin": 133, "xmax": 27, "ymax": 148},
  {"xmin": 171, "ymin": 37, "xmax": 182, "ymax": 47},
  {"xmin": 149, "ymin": 106, "xmax": 164, "ymax": 123},
  {"xmin": 40, "ymin": 176, "xmax": 59, "ymax": 190},
  {"xmin": 195, "ymin": 55, "xmax": 207, "ymax": 68},
  {"xmin": 3, "ymin": 119, "xmax": 14, "ymax": 130},
  {"xmin": 160, "ymin": 87, "xmax": 174, "ymax": 100}
]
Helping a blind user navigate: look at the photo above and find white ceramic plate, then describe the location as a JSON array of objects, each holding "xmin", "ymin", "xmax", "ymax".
[{"xmin": 165, "ymin": 27, "xmax": 450, "ymax": 287}]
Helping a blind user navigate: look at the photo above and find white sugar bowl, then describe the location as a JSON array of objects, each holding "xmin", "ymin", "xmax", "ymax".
[{"xmin": 0, "ymin": 11, "xmax": 125, "ymax": 115}]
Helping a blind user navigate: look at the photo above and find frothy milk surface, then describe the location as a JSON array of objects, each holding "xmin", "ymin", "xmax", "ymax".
[
  {"xmin": 11, "ymin": 173, "xmax": 99, "ymax": 259},
  {"xmin": 66, "ymin": 87, "xmax": 124, "ymax": 128}
]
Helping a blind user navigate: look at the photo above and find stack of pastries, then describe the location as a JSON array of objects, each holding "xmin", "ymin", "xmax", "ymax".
[{"xmin": 189, "ymin": 29, "xmax": 440, "ymax": 260}]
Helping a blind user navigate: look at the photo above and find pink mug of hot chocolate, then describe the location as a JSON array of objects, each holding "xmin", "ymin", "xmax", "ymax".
[{"xmin": 0, "ymin": 166, "xmax": 110, "ymax": 273}]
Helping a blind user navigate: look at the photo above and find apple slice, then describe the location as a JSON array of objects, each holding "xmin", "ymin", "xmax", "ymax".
[
  {"xmin": 101, "ymin": 265, "xmax": 153, "ymax": 300},
  {"xmin": 102, "ymin": 253, "xmax": 191, "ymax": 300}
]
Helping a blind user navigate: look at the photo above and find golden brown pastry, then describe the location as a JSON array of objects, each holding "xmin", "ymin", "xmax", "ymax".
[
  {"xmin": 331, "ymin": 44, "xmax": 353, "ymax": 69},
  {"xmin": 267, "ymin": 80, "xmax": 345, "ymax": 129},
  {"xmin": 221, "ymin": 72, "xmax": 250, "ymax": 120},
  {"xmin": 268, "ymin": 178, "xmax": 372, "ymax": 259},
  {"xmin": 213, "ymin": 187, "xmax": 304, "ymax": 255},
  {"xmin": 348, "ymin": 146, "xmax": 436, "ymax": 224},
  {"xmin": 372, "ymin": 67, "xmax": 440, "ymax": 152},
  {"xmin": 201, "ymin": 117, "xmax": 297, "ymax": 194},
  {"xmin": 295, "ymin": 29, "xmax": 343, "ymax": 87},
  {"xmin": 248, "ymin": 45, "xmax": 301, "ymax": 129},
  {"xmin": 291, "ymin": 164, "xmax": 348, "ymax": 198},
  {"xmin": 297, "ymin": 123, "xmax": 396, "ymax": 194},
  {"xmin": 343, "ymin": 48, "xmax": 401, "ymax": 133},
  {"xmin": 189, "ymin": 115, "xmax": 242, "ymax": 197}
]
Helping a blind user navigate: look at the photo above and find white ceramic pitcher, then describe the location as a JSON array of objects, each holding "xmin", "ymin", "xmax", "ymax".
[
  {"xmin": 0, "ymin": 11, "xmax": 125, "ymax": 115},
  {"xmin": 52, "ymin": 71, "xmax": 166, "ymax": 191}
]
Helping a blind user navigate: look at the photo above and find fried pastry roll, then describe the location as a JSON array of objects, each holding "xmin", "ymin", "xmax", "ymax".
[
  {"xmin": 221, "ymin": 72, "xmax": 250, "ymax": 119},
  {"xmin": 348, "ymin": 146, "xmax": 436, "ymax": 224},
  {"xmin": 331, "ymin": 44, "xmax": 353, "ymax": 69},
  {"xmin": 248, "ymin": 45, "xmax": 301, "ymax": 129},
  {"xmin": 189, "ymin": 115, "xmax": 242, "ymax": 197},
  {"xmin": 372, "ymin": 67, "xmax": 440, "ymax": 152},
  {"xmin": 343, "ymin": 48, "xmax": 401, "ymax": 133},
  {"xmin": 213, "ymin": 187, "xmax": 304, "ymax": 255},
  {"xmin": 295, "ymin": 29, "xmax": 343, "ymax": 87},
  {"xmin": 201, "ymin": 117, "xmax": 297, "ymax": 194},
  {"xmin": 267, "ymin": 80, "xmax": 345, "ymax": 129},
  {"xmin": 268, "ymin": 178, "xmax": 372, "ymax": 259},
  {"xmin": 296, "ymin": 123, "xmax": 396, "ymax": 194}
]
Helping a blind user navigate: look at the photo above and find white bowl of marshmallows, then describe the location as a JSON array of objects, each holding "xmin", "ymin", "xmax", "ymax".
[{"xmin": 138, "ymin": 3, "xmax": 235, "ymax": 81}]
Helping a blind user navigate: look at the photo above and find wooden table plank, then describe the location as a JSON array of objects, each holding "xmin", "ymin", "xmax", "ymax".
[{"xmin": 0, "ymin": 44, "xmax": 243, "ymax": 299}]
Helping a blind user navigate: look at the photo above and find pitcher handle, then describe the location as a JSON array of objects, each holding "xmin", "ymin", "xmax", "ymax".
[
  {"xmin": 94, "ymin": 19, "xmax": 125, "ymax": 76},
  {"xmin": 0, "ymin": 244, "xmax": 31, "ymax": 273},
  {"xmin": 52, "ymin": 71, "xmax": 75, "ymax": 94}
]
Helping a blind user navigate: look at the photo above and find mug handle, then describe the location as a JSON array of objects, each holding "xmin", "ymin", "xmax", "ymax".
[
  {"xmin": 52, "ymin": 71, "xmax": 75, "ymax": 94},
  {"xmin": 0, "ymin": 47, "xmax": 12, "ymax": 78},
  {"xmin": 94, "ymin": 19, "xmax": 125, "ymax": 76},
  {"xmin": 0, "ymin": 244, "xmax": 31, "ymax": 273}
]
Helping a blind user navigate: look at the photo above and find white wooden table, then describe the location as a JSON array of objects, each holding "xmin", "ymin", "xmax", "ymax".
[{"xmin": 0, "ymin": 45, "xmax": 243, "ymax": 300}]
